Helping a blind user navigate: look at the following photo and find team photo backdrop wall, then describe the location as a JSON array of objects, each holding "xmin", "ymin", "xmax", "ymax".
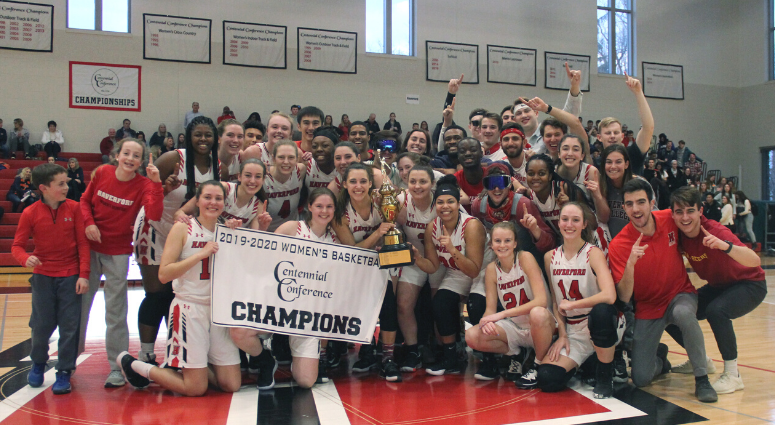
[
  {"xmin": 143, "ymin": 14, "xmax": 211, "ymax": 64},
  {"xmin": 426, "ymin": 41, "xmax": 479, "ymax": 84},
  {"xmin": 0, "ymin": 0, "xmax": 52, "ymax": 52},
  {"xmin": 223, "ymin": 21, "xmax": 286, "ymax": 69},
  {"xmin": 545, "ymin": 52, "xmax": 591, "ymax": 91},
  {"xmin": 297, "ymin": 27, "xmax": 357, "ymax": 74},
  {"xmin": 69, "ymin": 62, "xmax": 141, "ymax": 112},
  {"xmin": 487, "ymin": 45, "xmax": 537, "ymax": 86},
  {"xmin": 211, "ymin": 226, "xmax": 389, "ymax": 343},
  {"xmin": 642, "ymin": 62, "xmax": 684, "ymax": 100}
]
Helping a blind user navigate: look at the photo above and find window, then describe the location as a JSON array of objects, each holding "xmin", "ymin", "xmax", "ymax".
[
  {"xmin": 68, "ymin": 0, "xmax": 130, "ymax": 33},
  {"xmin": 366, "ymin": 0, "xmax": 414, "ymax": 56},
  {"xmin": 597, "ymin": 0, "xmax": 634, "ymax": 75}
]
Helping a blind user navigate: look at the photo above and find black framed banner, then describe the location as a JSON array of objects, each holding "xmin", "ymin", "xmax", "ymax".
[
  {"xmin": 642, "ymin": 62, "xmax": 684, "ymax": 100},
  {"xmin": 297, "ymin": 27, "xmax": 357, "ymax": 74},
  {"xmin": 426, "ymin": 41, "xmax": 479, "ymax": 84},
  {"xmin": 544, "ymin": 52, "xmax": 590, "ymax": 91},
  {"xmin": 487, "ymin": 45, "xmax": 536, "ymax": 86},
  {"xmin": 143, "ymin": 14, "xmax": 211, "ymax": 64},
  {"xmin": 0, "ymin": 1, "xmax": 53, "ymax": 52},
  {"xmin": 223, "ymin": 21, "xmax": 286, "ymax": 69}
]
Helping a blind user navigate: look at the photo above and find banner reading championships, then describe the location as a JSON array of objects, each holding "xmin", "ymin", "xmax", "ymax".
[
  {"xmin": 487, "ymin": 45, "xmax": 536, "ymax": 86},
  {"xmin": 69, "ymin": 62, "xmax": 141, "ymax": 112},
  {"xmin": 642, "ymin": 62, "xmax": 684, "ymax": 100},
  {"xmin": 211, "ymin": 226, "xmax": 389, "ymax": 343},
  {"xmin": 0, "ymin": 1, "xmax": 53, "ymax": 52},
  {"xmin": 223, "ymin": 21, "xmax": 286, "ymax": 69},
  {"xmin": 297, "ymin": 27, "xmax": 357, "ymax": 74},
  {"xmin": 545, "ymin": 52, "xmax": 590, "ymax": 91},
  {"xmin": 144, "ymin": 14, "xmax": 211, "ymax": 64},
  {"xmin": 426, "ymin": 41, "xmax": 479, "ymax": 84}
]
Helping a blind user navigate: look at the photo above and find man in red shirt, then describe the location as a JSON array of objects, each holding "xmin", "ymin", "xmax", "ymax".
[
  {"xmin": 454, "ymin": 138, "xmax": 485, "ymax": 213},
  {"xmin": 608, "ymin": 179, "xmax": 717, "ymax": 402},
  {"xmin": 100, "ymin": 128, "xmax": 116, "ymax": 163},
  {"xmin": 667, "ymin": 187, "xmax": 766, "ymax": 395}
]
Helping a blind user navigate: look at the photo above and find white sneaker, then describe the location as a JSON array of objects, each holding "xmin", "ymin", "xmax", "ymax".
[
  {"xmin": 671, "ymin": 356, "xmax": 716, "ymax": 374},
  {"xmin": 712, "ymin": 372, "xmax": 744, "ymax": 394},
  {"xmin": 104, "ymin": 370, "xmax": 126, "ymax": 388}
]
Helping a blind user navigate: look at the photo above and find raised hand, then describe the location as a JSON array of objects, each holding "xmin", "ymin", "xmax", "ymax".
[
  {"xmin": 448, "ymin": 74, "xmax": 464, "ymax": 94},
  {"xmin": 556, "ymin": 182, "xmax": 570, "ymax": 206},
  {"xmin": 519, "ymin": 96, "xmax": 548, "ymax": 114},
  {"xmin": 583, "ymin": 177, "xmax": 599, "ymax": 195},
  {"xmin": 565, "ymin": 62, "xmax": 581, "ymax": 94},
  {"xmin": 520, "ymin": 203, "xmax": 538, "ymax": 233},
  {"xmin": 701, "ymin": 226, "xmax": 730, "ymax": 251},
  {"xmin": 439, "ymin": 226, "xmax": 453, "ymax": 251},
  {"xmin": 164, "ymin": 174, "xmax": 182, "ymax": 194},
  {"xmin": 146, "ymin": 153, "xmax": 161, "ymax": 183},
  {"xmin": 624, "ymin": 72, "xmax": 642, "ymax": 95},
  {"xmin": 627, "ymin": 233, "xmax": 648, "ymax": 266},
  {"xmin": 257, "ymin": 200, "xmax": 272, "ymax": 230},
  {"xmin": 442, "ymin": 97, "xmax": 456, "ymax": 127}
]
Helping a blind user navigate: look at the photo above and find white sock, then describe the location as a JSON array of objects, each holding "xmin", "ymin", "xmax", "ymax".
[
  {"xmin": 131, "ymin": 360, "xmax": 154, "ymax": 379},
  {"xmin": 724, "ymin": 359, "xmax": 738, "ymax": 377},
  {"xmin": 534, "ymin": 359, "xmax": 542, "ymax": 366},
  {"xmin": 140, "ymin": 343, "xmax": 155, "ymax": 355}
]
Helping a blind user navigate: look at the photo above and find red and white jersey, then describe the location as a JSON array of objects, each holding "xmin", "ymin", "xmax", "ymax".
[
  {"xmin": 483, "ymin": 144, "xmax": 507, "ymax": 162},
  {"xmin": 511, "ymin": 159, "xmax": 527, "ymax": 186},
  {"xmin": 224, "ymin": 153, "xmax": 242, "ymax": 182},
  {"xmin": 257, "ymin": 142, "xmax": 274, "ymax": 167},
  {"xmin": 306, "ymin": 157, "xmax": 337, "ymax": 190},
  {"xmin": 345, "ymin": 201, "xmax": 381, "ymax": 244},
  {"xmin": 265, "ymin": 167, "xmax": 303, "ymax": 232},
  {"xmin": 528, "ymin": 187, "xmax": 561, "ymax": 236},
  {"xmin": 154, "ymin": 149, "xmax": 214, "ymax": 237},
  {"xmin": 399, "ymin": 193, "xmax": 435, "ymax": 256},
  {"xmin": 547, "ymin": 243, "xmax": 600, "ymax": 318},
  {"xmin": 431, "ymin": 212, "xmax": 475, "ymax": 272},
  {"xmin": 221, "ymin": 182, "xmax": 261, "ymax": 226},
  {"xmin": 570, "ymin": 163, "xmax": 594, "ymax": 201},
  {"xmin": 495, "ymin": 257, "xmax": 534, "ymax": 328},
  {"xmin": 295, "ymin": 220, "xmax": 338, "ymax": 244},
  {"xmin": 592, "ymin": 222, "xmax": 611, "ymax": 260},
  {"xmin": 172, "ymin": 218, "xmax": 214, "ymax": 305}
]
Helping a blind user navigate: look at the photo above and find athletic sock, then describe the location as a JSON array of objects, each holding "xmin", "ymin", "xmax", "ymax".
[
  {"xmin": 131, "ymin": 360, "xmax": 154, "ymax": 379},
  {"xmin": 534, "ymin": 358, "xmax": 542, "ymax": 367},
  {"xmin": 382, "ymin": 344, "xmax": 395, "ymax": 363},
  {"xmin": 140, "ymin": 343, "xmax": 155, "ymax": 355},
  {"xmin": 320, "ymin": 346, "xmax": 327, "ymax": 360},
  {"xmin": 724, "ymin": 359, "xmax": 738, "ymax": 376},
  {"xmin": 443, "ymin": 343, "xmax": 456, "ymax": 362}
]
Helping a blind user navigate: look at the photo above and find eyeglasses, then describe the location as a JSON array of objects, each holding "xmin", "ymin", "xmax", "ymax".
[
  {"xmin": 470, "ymin": 120, "xmax": 481, "ymax": 128},
  {"xmin": 483, "ymin": 175, "xmax": 511, "ymax": 191},
  {"xmin": 378, "ymin": 139, "xmax": 399, "ymax": 153}
]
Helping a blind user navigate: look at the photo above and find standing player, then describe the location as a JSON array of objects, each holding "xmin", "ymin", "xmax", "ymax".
[
  {"xmin": 243, "ymin": 113, "xmax": 294, "ymax": 167},
  {"xmin": 264, "ymin": 140, "xmax": 307, "ymax": 232},
  {"xmin": 217, "ymin": 119, "xmax": 244, "ymax": 182},
  {"xmin": 306, "ymin": 127, "xmax": 339, "ymax": 190}
]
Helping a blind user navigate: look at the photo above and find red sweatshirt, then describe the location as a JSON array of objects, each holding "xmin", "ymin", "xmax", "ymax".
[
  {"xmin": 80, "ymin": 165, "xmax": 164, "ymax": 255},
  {"xmin": 12, "ymin": 199, "xmax": 90, "ymax": 279}
]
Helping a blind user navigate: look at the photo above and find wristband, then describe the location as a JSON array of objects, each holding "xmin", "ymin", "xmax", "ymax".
[
  {"xmin": 723, "ymin": 241, "xmax": 734, "ymax": 254},
  {"xmin": 546, "ymin": 104, "xmax": 553, "ymax": 114}
]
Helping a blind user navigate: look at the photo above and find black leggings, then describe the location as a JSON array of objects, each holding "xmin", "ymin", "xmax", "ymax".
[
  {"xmin": 379, "ymin": 280, "xmax": 398, "ymax": 332},
  {"xmin": 433, "ymin": 289, "xmax": 461, "ymax": 337}
]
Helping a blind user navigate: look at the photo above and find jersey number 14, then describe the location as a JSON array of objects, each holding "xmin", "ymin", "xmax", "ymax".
[{"xmin": 557, "ymin": 279, "xmax": 582, "ymax": 301}]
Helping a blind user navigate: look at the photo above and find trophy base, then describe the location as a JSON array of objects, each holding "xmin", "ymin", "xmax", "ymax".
[{"xmin": 378, "ymin": 243, "xmax": 415, "ymax": 269}]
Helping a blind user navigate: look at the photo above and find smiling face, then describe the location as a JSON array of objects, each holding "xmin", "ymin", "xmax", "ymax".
[
  {"xmin": 526, "ymin": 160, "xmax": 551, "ymax": 194},
  {"xmin": 397, "ymin": 156, "xmax": 416, "ymax": 184},
  {"xmin": 190, "ymin": 124, "xmax": 215, "ymax": 156},
  {"xmin": 405, "ymin": 131, "xmax": 428, "ymax": 155},
  {"xmin": 480, "ymin": 117, "xmax": 500, "ymax": 148},
  {"xmin": 344, "ymin": 169, "xmax": 372, "ymax": 203},
  {"xmin": 334, "ymin": 145, "xmax": 359, "ymax": 175},
  {"xmin": 221, "ymin": 124, "xmax": 244, "ymax": 156},
  {"xmin": 559, "ymin": 137, "xmax": 584, "ymax": 168},
  {"xmin": 558, "ymin": 204, "xmax": 586, "ymax": 242},
  {"xmin": 408, "ymin": 169, "xmax": 432, "ymax": 200},
  {"xmin": 117, "ymin": 141, "xmax": 144, "ymax": 174},
  {"xmin": 443, "ymin": 129, "xmax": 464, "ymax": 155},
  {"xmin": 513, "ymin": 105, "xmax": 538, "ymax": 133},
  {"xmin": 486, "ymin": 174, "xmax": 510, "ymax": 204},
  {"xmin": 491, "ymin": 227, "xmax": 517, "ymax": 261},
  {"xmin": 196, "ymin": 185, "xmax": 225, "ymax": 220},
  {"xmin": 623, "ymin": 190, "xmax": 654, "ymax": 229},
  {"xmin": 672, "ymin": 201, "xmax": 702, "ymax": 237},
  {"xmin": 458, "ymin": 139, "xmax": 483, "ymax": 169},
  {"xmin": 42, "ymin": 172, "xmax": 69, "ymax": 203},
  {"xmin": 309, "ymin": 194, "xmax": 336, "ymax": 226},
  {"xmin": 238, "ymin": 162, "xmax": 265, "ymax": 196},
  {"xmin": 299, "ymin": 114, "xmax": 322, "ymax": 144},
  {"xmin": 501, "ymin": 132, "xmax": 524, "ymax": 159},
  {"xmin": 435, "ymin": 195, "xmax": 459, "ymax": 222},
  {"xmin": 597, "ymin": 122, "xmax": 623, "ymax": 149},
  {"xmin": 273, "ymin": 145, "xmax": 298, "ymax": 176},
  {"xmin": 244, "ymin": 127, "xmax": 264, "ymax": 149},
  {"xmin": 542, "ymin": 125, "xmax": 565, "ymax": 155},
  {"xmin": 501, "ymin": 110, "xmax": 515, "ymax": 124},
  {"xmin": 311, "ymin": 136, "xmax": 335, "ymax": 165},
  {"xmin": 349, "ymin": 124, "xmax": 369, "ymax": 153},
  {"xmin": 468, "ymin": 114, "xmax": 483, "ymax": 140},
  {"xmin": 604, "ymin": 151, "xmax": 628, "ymax": 183},
  {"xmin": 266, "ymin": 115, "xmax": 292, "ymax": 144}
]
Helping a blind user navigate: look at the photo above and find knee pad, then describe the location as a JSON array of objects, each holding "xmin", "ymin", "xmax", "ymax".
[
  {"xmin": 466, "ymin": 293, "xmax": 486, "ymax": 325},
  {"xmin": 433, "ymin": 289, "xmax": 460, "ymax": 337},
  {"xmin": 537, "ymin": 364, "xmax": 575, "ymax": 392},
  {"xmin": 138, "ymin": 292, "xmax": 169, "ymax": 327},
  {"xmin": 379, "ymin": 281, "xmax": 398, "ymax": 332},
  {"xmin": 589, "ymin": 303, "xmax": 619, "ymax": 349}
]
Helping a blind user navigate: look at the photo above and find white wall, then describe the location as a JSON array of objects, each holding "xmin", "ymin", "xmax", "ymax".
[{"xmin": 0, "ymin": 0, "xmax": 754, "ymax": 194}]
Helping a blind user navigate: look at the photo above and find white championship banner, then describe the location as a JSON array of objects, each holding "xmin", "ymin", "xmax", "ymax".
[
  {"xmin": 642, "ymin": 62, "xmax": 684, "ymax": 100},
  {"xmin": 143, "ymin": 14, "xmax": 211, "ymax": 64},
  {"xmin": 223, "ymin": 21, "xmax": 286, "ymax": 69},
  {"xmin": 69, "ymin": 62, "xmax": 141, "ymax": 112},
  {"xmin": 0, "ymin": 1, "xmax": 53, "ymax": 52},
  {"xmin": 297, "ymin": 27, "xmax": 357, "ymax": 74},
  {"xmin": 211, "ymin": 226, "xmax": 389, "ymax": 343},
  {"xmin": 426, "ymin": 41, "xmax": 479, "ymax": 84},
  {"xmin": 545, "ymin": 52, "xmax": 590, "ymax": 91},
  {"xmin": 487, "ymin": 45, "xmax": 536, "ymax": 86}
]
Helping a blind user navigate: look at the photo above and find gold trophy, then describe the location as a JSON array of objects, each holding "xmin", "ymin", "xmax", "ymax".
[{"xmin": 374, "ymin": 152, "xmax": 415, "ymax": 269}]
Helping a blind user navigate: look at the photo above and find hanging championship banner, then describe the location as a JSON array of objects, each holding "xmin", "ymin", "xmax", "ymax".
[
  {"xmin": 426, "ymin": 41, "xmax": 479, "ymax": 84},
  {"xmin": 642, "ymin": 62, "xmax": 684, "ymax": 100},
  {"xmin": 223, "ymin": 21, "xmax": 286, "ymax": 69},
  {"xmin": 545, "ymin": 52, "xmax": 590, "ymax": 91},
  {"xmin": 143, "ymin": 14, "xmax": 211, "ymax": 64},
  {"xmin": 0, "ymin": 1, "xmax": 53, "ymax": 52},
  {"xmin": 487, "ymin": 45, "xmax": 536, "ymax": 86},
  {"xmin": 211, "ymin": 226, "xmax": 389, "ymax": 343},
  {"xmin": 297, "ymin": 27, "xmax": 357, "ymax": 74},
  {"xmin": 69, "ymin": 61, "xmax": 141, "ymax": 112}
]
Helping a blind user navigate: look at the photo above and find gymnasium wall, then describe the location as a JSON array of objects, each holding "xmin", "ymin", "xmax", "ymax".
[{"xmin": 0, "ymin": 0, "xmax": 756, "ymax": 193}]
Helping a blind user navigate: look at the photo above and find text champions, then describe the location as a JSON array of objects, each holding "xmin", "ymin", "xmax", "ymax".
[{"xmin": 230, "ymin": 302, "xmax": 362, "ymax": 336}]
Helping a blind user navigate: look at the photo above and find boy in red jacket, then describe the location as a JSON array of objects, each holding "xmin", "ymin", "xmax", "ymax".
[{"xmin": 12, "ymin": 163, "xmax": 89, "ymax": 395}]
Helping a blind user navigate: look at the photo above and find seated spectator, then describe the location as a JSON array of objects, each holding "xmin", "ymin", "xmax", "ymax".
[
  {"xmin": 682, "ymin": 167, "xmax": 696, "ymax": 187},
  {"xmin": 7, "ymin": 167, "xmax": 38, "ymax": 211},
  {"xmin": 42, "ymin": 121, "xmax": 65, "ymax": 161},
  {"xmin": 431, "ymin": 125, "xmax": 466, "ymax": 173},
  {"xmin": 217, "ymin": 106, "xmax": 236, "ymax": 124},
  {"xmin": 657, "ymin": 140, "xmax": 676, "ymax": 168},
  {"xmin": 421, "ymin": 121, "xmax": 430, "ymax": 132},
  {"xmin": 412, "ymin": 123, "xmax": 419, "ymax": 131},
  {"xmin": 47, "ymin": 157, "xmax": 56, "ymax": 164},
  {"xmin": 177, "ymin": 133, "xmax": 185, "ymax": 148},
  {"xmin": 149, "ymin": 124, "xmax": 170, "ymax": 148},
  {"xmin": 115, "ymin": 119, "xmax": 136, "ymax": 141},
  {"xmin": 160, "ymin": 135, "xmax": 175, "ymax": 154},
  {"xmin": 0, "ymin": 118, "xmax": 8, "ymax": 159},
  {"xmin": 245, "ymin": 112, "xmax": 261, "ymax": 123},
  {"xmin": 667, "ymin": 160, "xmax": 684, "ymax": 192},
  {"xmin": 9, "ymin": 118, "xmax": 32, "ymax": 160},
  {"xmin": 136, "ymin": 131, "xmax": 147, "ymax": 147},
  {"xmin": 149, "ymin": 145, "xmax": 162, "ymax": 162},
  {"xmin": 703, "ymin": 193, "xmax": 722, "ymax": 221},
  {"xmin": 100, "ymin": 128, "xmax": 116, "ymax": 164},
  {"xmin": 685, "ymin": 153, "xmax": 703, "ymax": 178},
  {"xmin": 66, "ymin": 158, "xmax": 85, "ymax": 202},
  {"xmin": 324, "ymin": 115, "xmax": 334, "ymax": 127},
  {"xmin": 676, "ymin": 139, "xmax": 701, "ymax": 166}
]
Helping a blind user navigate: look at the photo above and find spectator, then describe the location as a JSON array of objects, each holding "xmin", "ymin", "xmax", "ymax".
[
  {"xmin": 366, "ymin": 113, "xmax": 380, "ymax": 148},
  {"xmin": 217, "ymin": 106, "xmax": 236, "ymax": 124},
  {"xmin": 115, "ymin": 119, "xmax": 136, "ymax": 141},
  {"xmin": 685, "ymin": 153, "xmax": 703, "ymax": 179},
  {"xmin": 657, "ymin": 133, "xmax": 668, "ymax": 147},
  {"xmin": 412, "ymin": 123, "xmax": 420, "ymax": 131},
  {"xmin": 8, "ymin": 118, "xmax": 32, "ymax": 159},
  {"xmin": 501, "ymin": 105, "xmax": 515, "ymax": 125},
  {"xmin": 703, "ymin": 193, "xmax": 722, "ymax": 221},
  {"xmin": 585, "ymin": 119, "xmax": 594, "ymax": 134},
  {"xmin": 243, "ymin": 120, "xmax": 265, "ymax": 150},
  {"xmin": 667, "ymin": 160, "xmax": 684, "ymax": 192},
  {"xmin": 323, "ymin": 115, "xmax": 334, "ymax": 127},
  {"xmin": 657, "ymin": 140, "xmax": 676, "ymax": 168},
  {"xmin": 136, "ymin": 131, "xmax": 147, "ymax": 147},
  {"xmin": 100, "ymin": 128, "xmax": 117, "ymax": 163},
  {"xmin": 290, "ymin": 104, "xmax": 300, "ymax": 122},
  {"xmin": 420, "ymin": 121, "xmax": 430, "ymax": 132},
  {"xmin": 720, "ymin": 195, "xmax": 735, "ymax": 233},
  {"xmin": 338, "ymin": 114, "xmax": 351, "ymax": 141},
  {"xmin": 0, "ymin": 118, "xmax": 8, "ymax": 159},
  {"xmin": 431, "ymin": 125, "xmax": 467, "ymax": 173},
  {"xmin": 42, "ymin": 120, "xmax": 65, "ymax": 160},
  {"xmin": 66, "ymin": 158, "xmax": 85, "ymax": 202},
  {"xmin": 245, "ymin": 112, "xmax": 261, "ymax": 123},
  {"xmin": 682, "ymin": 167, "xmax": 695, "ymax": 187},
  {"xmin": 7, "ymin": 167, "xmax": 38, "ymax": 212},
  {"xmin": 177, "ymin": 133, "xmax": 185, "ymax": 148},
  {"xmin": 383, "ymin": 112, "xmax": 402, "ymax": 135},
  {"xmin": 642, "ymin": 158, "xmax": 657, "ymax": 181},
  {"xmin": 676, "ymin": 140, "xmax": 701, "ymax": 166},
  {"xmin": 160, "ymin": 135, "xmax": 175, "ymax": 154},
  {"xmin": 149, "ymin": 124, "xmax": 171, "ymax": 148},
  {"xmin": 290, "ymin": 104, "xmax": 301, "ymax": 140},
  {"xmin": 184, "ymin": 102, "xmax": 202, "ymax": 128},
  {"xmin": 736, "ymin": 191, "xmax": 756, "ymax": 246},
  {"xmin": 715, "ymin": 183, "xmax": 736, "ymax": 212}
]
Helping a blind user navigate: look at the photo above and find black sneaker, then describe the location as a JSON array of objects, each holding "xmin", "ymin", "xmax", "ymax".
[
  {"xmin": 326, "ymin": 349, "xmax": 341, "ymax": 369},
  {"xmin": 352, "ymin": 346, "xmax": 377, "ymax": 372},
  {"xmin": 505, "ymin": 355, "xmax": 523, "ymax": 381},
  {"xmin": 425, "ymin": 358, "xmax": 462, "ymax": 376},
  {"xmin": 316, "ymin": 357, "xmax": 329, "ymax": 384},
  {"xmin": 10, "ymin": 154, "xmax": 15, "ymax": 160},
  {"xmin": 400, "ymin": 350, "xmax": 422, "ymax": 373},
  {"xmin": 657, "ymin": 343, "xmax": 671, "ymax": 375},
  {"xmin": 695, "ymin": 378, "xmax": 718, "ymax": 403},
  {"xmin": 272, "ymin": 335, "xmax": 292, "ymax": 365},
  {"xmin": 474, "ymin": 359, "xmax": 499, "ymax": 381},
  {"xmin": 613, "ymin": 350, "xmax": 629, "ymax": 383},
  {"xmin": 256, "ymin": 353, "xmax": 278, "ymax": 391},
  {"xmin": 117, "ymin": 351, "xmax": 150, "ymax": 389},
  {"xmin": 515, "ymin": 367, "xmax": 538, "ymax": 389},
  {"xmin": 248, "ymin": 354, "xmax": 261, "ymax": 375},
  {"xmin": 594, "ymin": 363, "xmax": 614, "ymax": 399},
  {"xmin": 380, "ymin": 359, "xmax": 402, "ymax": 382},
  {"xmin": 240, "ymin": 350, "xmax": 249, "ymax": 372}
]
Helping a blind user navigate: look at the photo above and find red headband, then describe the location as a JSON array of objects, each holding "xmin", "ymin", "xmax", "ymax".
[{"xmin": 501, "ymin": 128, "xmax": 525, "ymax": 140}]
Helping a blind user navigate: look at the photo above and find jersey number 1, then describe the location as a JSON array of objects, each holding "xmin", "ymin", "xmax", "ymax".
[
  {"xmin": 200, "ymin": 257, "xmax": 211, "ymax": 280},
  {"xmin": 557, "ymin": 279, "xmax": 582, "ymax": 301}
]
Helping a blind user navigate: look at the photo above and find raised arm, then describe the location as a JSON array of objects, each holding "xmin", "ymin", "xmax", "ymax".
[{"xmin": 626, "ymin": 73, "xmax": 655, "ymax": 155}]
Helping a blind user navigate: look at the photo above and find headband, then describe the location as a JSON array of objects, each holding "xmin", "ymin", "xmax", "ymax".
[
  {"xmin": 434, "ymin": 184, "xmax": 460, "ymax": 202},
  {"xmin": 486, "ymin": 161, "xmax": 514, "ymax": 177},
  {"xmin": 513, "ymin": 103, "xmax": 532, "ymax": 113},
  {"xmin": 314, "ymin": 129, "xmax": 339, "ymax": 146},
  {"xmin": 500, "ymin": 128, "xmax": 525, "ymax": 140}
]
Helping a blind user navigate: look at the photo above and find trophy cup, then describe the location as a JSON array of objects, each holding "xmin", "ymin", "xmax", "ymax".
[{"xmin": 374, "ymin": 152, "xmax": 415, "ymax": 269}]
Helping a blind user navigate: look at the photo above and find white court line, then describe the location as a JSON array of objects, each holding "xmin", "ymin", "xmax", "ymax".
[
  {"xmin": 226, "ymin": 386, "xmax": 259, "ymax": 425},
  {"xmin": 312, "ymin": 381, "xmax": 351, "ymax": 425}
]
